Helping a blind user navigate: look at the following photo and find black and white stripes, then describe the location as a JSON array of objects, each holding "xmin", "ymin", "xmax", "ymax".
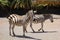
[
  {"xmin": 32, "ymin": 14, "xmax": 54, "ymax": 32},
  {"xmin": 7, "ymin": 9, "xmax": 54, "ymax": 36},
  {"xmin": 7, "ymin": 10, "xmax": 34, "ymax": 36}
]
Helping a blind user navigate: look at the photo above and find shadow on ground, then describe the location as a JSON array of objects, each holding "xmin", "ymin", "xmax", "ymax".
[
  {"xmin": 11, "ymin": 35, "xmax": 41, "ymax": 40},
  {"xmin": 28, "ymin": 31, "xmax": 57, "ymax": 33}
]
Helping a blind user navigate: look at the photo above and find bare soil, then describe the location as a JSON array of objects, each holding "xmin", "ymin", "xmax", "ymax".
[{"xmin": 0, "ymin": 14, "xmax": 60, "ymax": 40}]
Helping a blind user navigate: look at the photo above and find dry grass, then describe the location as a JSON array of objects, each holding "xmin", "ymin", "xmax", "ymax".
[{"xmin": 32, "ymin": 0, "xmax": 60, "ymax": 6}]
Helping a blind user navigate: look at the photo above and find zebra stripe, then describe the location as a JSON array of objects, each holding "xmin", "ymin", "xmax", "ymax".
[{"xmin": 8, "ymin": 14, "xmax": 18, "ymax": 23}]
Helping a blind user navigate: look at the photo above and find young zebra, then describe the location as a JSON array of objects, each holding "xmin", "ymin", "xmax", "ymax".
[
  {"xmin": 7, "ymin": 10, "xmax": 34, "ymax": 36},
  {"xmin": 30, "ymin": 14, "xmax": 54, "ymax": 32}
]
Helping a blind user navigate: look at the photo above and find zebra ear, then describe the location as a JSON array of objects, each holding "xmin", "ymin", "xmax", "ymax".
[{"xmin": 34, "ymin": 10, "xmax": 37, "ymax": 13}]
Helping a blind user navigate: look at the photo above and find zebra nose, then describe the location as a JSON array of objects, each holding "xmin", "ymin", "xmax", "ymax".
[{"xmin": 51, "ymin": 20, "xmax": 54, "ymax": 23}]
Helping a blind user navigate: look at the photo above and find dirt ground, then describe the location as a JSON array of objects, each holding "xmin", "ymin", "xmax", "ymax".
[{"xmin": 0, "ymin": 14, "xmax": 60, "ymax": 40}]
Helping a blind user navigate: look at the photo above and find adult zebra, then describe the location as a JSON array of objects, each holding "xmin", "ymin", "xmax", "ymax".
[
  {"xmin": 7, "ymin": 9, "xmax": 35, "ymax": 36},
  {"xmin": 30, "ymin": 14, "xmax": 54, "ymax": 32}
]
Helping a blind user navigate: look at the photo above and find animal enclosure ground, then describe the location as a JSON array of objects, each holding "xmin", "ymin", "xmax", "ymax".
[{"xmin": 0, "ymin": 14, "xmax": 60, "ymax": 40}]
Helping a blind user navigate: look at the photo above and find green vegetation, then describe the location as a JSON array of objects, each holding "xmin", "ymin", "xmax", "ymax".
[
  {"xmin": 0, "ymin": 0, "xmax": 9, "ymax": 6},
  {"xmin": 0, "ymin": 0, "xmax": 60, "ymax": 17}
]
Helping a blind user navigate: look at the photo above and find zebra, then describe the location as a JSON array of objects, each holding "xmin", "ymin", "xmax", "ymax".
[
  {"xmin": 30, "ymin": 14, "xmax": 54, "ymax": 32},
  {"xmin": 7, "ymin": 10, "xmax": 35, "ymax": 36}
]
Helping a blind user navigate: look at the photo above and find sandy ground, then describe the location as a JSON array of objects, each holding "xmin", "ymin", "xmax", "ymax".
[{"xmin": 0, "ymin": 14, "xmax": 60, "ymax": 40}]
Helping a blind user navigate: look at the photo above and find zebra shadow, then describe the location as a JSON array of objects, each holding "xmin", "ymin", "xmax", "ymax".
[
  {"xmin": 12, "ymin": 35, "xmax": 41, "ymax": 40},
  {"xmin": 28, "ymin": 30, "xmax": 57, "ymax": 33}
]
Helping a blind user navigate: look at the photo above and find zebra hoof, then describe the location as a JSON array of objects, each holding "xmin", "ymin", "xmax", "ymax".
[
  {"xmin": 38, "ymin": 29, "xmax": 41, "ymax": 31},
  {"xmin": 26, "ymin": 32, "xmax": 28, "ymax": 33},
  {"xmin": 23, "ymin": 35, "xmax": 25, "ymax": 37},
  {"xmin": 25, "ymin": 31, "xmax": 28, "ymax": 33},
  {"xmin": 38, "ymin": 28, "xmax": 41, "ymax": 31},
  {"xmin": 32, "ymin": 30, "xmax": 35, "ymax": 33},
  {"xmin": 13, "ymin": 33, "xmax": 16, "ymax": 36},
  {"xmin": 9, "ymin": 33, "xmax": 11, "ymax": 36},
  {"xmin": 13, "ymin": 34, "xmax": 15, "ymax": 36},
  {"xmin": 33, "ymin": 31, "xmax": 35, "ymax": 33},
  {"xmin": 42, "ymin": 30, "xmax": 44, "ymax": 32}
]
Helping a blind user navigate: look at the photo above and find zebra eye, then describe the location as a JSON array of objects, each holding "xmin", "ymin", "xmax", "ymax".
[
  {"xmin": 11, "ymin": 17, "xmax": 12, "ymax": 18},
  {"xmin": 33, "ymin": 19, "xmax": 35, "ymax": 21}
]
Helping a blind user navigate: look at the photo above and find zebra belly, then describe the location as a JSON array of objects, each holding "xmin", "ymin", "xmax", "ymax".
[
  {"xmin": 33, "ymin": 20, "xmax": 42, "ymax": 24},
  {"xmin": 15, "ymin": 21, "xmax": 29, "ymax": 26}
]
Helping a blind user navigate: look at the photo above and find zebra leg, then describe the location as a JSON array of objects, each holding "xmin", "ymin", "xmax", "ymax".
[
  {"xmin": 24, "ymin": 25, "xmax": 28, "ymax": 33},
  {"xmin": 41, "ymin": 22, "xmax": 44, "ymax": 32},
  {"xmin": 23, "ymin": 25, "xmax": 26, "ymax": 36},
  {"xmin": 9, "ymin": 22, "xmax": 12, "ymax": 36},
  {"xmin": 38, "ymin": 22, "xmax": 42, "ymax": 31},
  {"xmin": 38, "ymin": 22, "xmax": 44, "ymax": 32},
  {"xmin": 30, "ymin": 23, "xmax": 35, "ymax": 32},
  {"xmin": 12, "ymin": 24, "xmax": 15, "ymax": 36},
  {"xmin": 25, "ymin": 29, "xmax": 27, "ymax": 33},
  {"xmin": 25, "ymin": 27, "xmax": 27, "ymax": 33},
  {"xmin": 38, "ymin": 28, "xmax": 41, "ymax": 31}
]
